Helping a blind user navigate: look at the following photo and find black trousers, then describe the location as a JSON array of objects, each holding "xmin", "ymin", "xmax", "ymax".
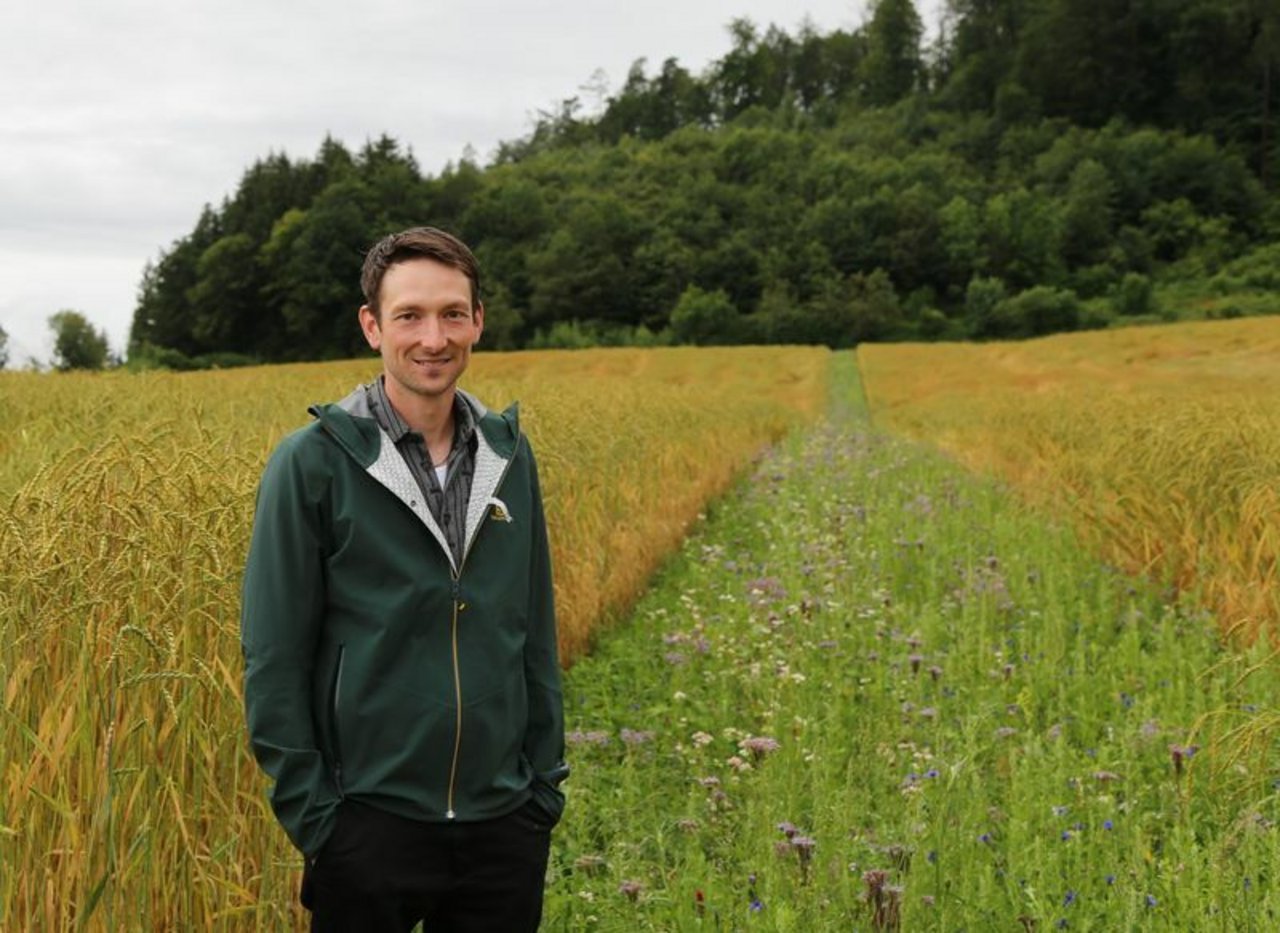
[{"xmin": 301, "ymin": 798, "xmax": 554, "ymax": 932}]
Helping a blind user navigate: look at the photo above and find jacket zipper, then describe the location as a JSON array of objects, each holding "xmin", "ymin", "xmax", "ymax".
[
  {"xmin": 331, "ymin": 643, "xmax": 346, "ymax": 798},
  {"xmin": 443, "ymin": 434, "xmax": 521, "ymax": 820}
]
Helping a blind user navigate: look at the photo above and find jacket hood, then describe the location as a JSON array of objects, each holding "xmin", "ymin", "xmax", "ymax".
[{"xmin": 308, "ymin": 384, "xmax": 520, "ymax": 466}]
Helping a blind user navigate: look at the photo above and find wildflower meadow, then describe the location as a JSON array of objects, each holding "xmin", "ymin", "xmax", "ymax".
[{"xmin": 544, "ymin": 354, "xmax": 1280, "ymax": 930}]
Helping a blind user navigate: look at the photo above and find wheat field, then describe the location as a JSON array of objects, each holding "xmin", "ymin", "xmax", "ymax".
[
  {"xmin": 858, "ymin": 317, "xmax": 1280, "ymax": 643},
  {"xmin": 0, "ymin": 346, "xmax": 829, "ymax": 929}
]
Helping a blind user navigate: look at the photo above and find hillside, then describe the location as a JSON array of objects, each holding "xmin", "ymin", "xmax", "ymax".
[{"xmin": 129, "ymin": 1, "xmax": 1280, "ymax": 366}]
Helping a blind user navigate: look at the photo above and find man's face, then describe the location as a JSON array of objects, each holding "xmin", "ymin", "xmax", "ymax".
[{"xmin": 358, "ymin": 258, "xmax": 484, "ymax": 404}]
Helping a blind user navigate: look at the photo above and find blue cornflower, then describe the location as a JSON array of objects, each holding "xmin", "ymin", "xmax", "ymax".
[
  {"xmin": 978, "ymin": 833, "xmax": 992, "ymax": 844},
  {"xmin": 1061, "ymin": 830, "xmax": 1072, "ymax": 841},
  {"xmin": 1105, "ymin": 875, "xmax": 1116, "ymax": 886},
  {"xmin": 1103, "ymin": 820, "xmax": 1114, "ymax": 831},
  {"xmin": 1056, "ymin": 920, "xmax": 1069, "ymax": 930},
  {"xmin": 749, "ymin": 898, "xmax": 764, "ymax": 912},
  {"xmin": 927, "ymin": 850, "xmax": 938, "ymax": 864},
  {"xmin": 1145, "ymin": 894, "xmax": 1158, "ymax": 908},
  {"xmin": 926, "ymin": 768, "xmax": 940, "ymax": 779},
  {"xmin": 1063, "ymin": 890, "xmax": 1077, "ymax": 907}
]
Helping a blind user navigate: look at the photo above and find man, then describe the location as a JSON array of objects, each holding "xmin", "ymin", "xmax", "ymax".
[{"xmin": 241, "ymin": 227, "xmax": 567, "ymax": 931}]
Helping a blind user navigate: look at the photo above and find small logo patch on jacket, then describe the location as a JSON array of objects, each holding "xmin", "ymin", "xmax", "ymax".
[{"xmin": 488, "ymin": 497, "xmax": 514, "ymax": 523}]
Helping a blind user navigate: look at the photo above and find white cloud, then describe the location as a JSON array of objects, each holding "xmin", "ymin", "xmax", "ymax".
[{"xmin": 0, "ymin": 0, "xmax": 944, "ymax": 365}]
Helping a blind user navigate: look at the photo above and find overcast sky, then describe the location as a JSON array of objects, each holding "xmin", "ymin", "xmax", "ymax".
[{"xmin": 0, "ymin": 0, "xmax": 943, "ymax": 367}]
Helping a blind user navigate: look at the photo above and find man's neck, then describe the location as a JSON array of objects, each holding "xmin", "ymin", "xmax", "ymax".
[{"xmin": 383, "ymin": 376, "xmax": 456, "ymax": 452}]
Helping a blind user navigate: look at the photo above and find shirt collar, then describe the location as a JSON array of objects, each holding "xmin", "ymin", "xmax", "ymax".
[{"xmin": 367, "ymin": 376, "xmax": 475, "ymax": 448}]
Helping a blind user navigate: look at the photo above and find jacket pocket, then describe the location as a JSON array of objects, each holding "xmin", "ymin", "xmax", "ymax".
[{"xmin": 328, "ymin": 643, "xmax": 346, "ymax": 796}]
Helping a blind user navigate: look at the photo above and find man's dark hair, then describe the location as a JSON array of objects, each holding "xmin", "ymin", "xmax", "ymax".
[{"xmin": 361, "ymin": 227, "xmax": 482, "ymax": 318}]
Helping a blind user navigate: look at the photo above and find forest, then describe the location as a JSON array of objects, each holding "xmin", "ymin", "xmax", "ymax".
[{"xmin": 127, "ymin": 0, "xmax": 1280, "ymax": 365}]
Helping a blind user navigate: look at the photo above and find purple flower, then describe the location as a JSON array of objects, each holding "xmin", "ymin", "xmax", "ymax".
[
  {"xmin": 746, "ymin": 577, "xmax": 787, "ymax": 604},
  {"xmin": 791, "ymin": 835, "xmax": 816, "ymax": 852},
  {"xmin": 1063, "ymin": 890, "xmax": 1077, "ymax": 907},
  {"xmin": 566, "ymin": 729, "xmax": 611, "ymax": 746},
  {"xmin": 1145, "ymin": 894, "xmax": 1158, "ymax": 908},
  {"xmin": 1169, "ymin": 744, "xmax": 1199, "ymax": 776},
  {"xmin": 620, "ymin": 728, "xmax": 655, "ymax": 746},
  {"xmin": 740, "ymin": 735, "xmax": 781, "ymax": 759},
  {"xmin": 574, "ymin": 854, "xmax": 607, "ymax": 873},
  {"xmin": 1103, "ymin": 820, "xmax": 1114, "ymax": 830},
  {"xmin": 619, "ymin": 879, "xmax": 643, "ymax": 901}
]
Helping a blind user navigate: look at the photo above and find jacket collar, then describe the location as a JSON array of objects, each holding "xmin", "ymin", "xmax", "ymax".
[
  {"xmin": 311, "ymin": 384, "xmax": 519, "ymax": 464},
  {"xmin": 308, "ymin": 382, "xmax": 522, "ymax": 574}
]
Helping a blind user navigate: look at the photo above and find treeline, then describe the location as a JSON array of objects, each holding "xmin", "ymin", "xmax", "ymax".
[{"xmin": 130, "ymin": 0, "xmax": 1280, "ymax": 362}]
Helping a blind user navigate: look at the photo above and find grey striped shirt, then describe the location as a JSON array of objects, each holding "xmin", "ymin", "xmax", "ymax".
[{"xmin": 365, "ymin": 377, "xmax": 477, "ymax": 569}]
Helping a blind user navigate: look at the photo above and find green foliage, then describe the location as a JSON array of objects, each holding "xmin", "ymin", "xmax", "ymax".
[
  {"xmin": 527, "ymin": 320, "xmax": 668, "ymax": 350},
  {"xmin": 861, "ymin": 0, "xmax": 924, "ymax": 106},
  {"xmin": 1113, "ymin": 272, "xmax": 1156, "ymax": 316},
  {"xmin": 126, "ymin": 343, "xmax": 260, "ymax": 372},
  {"xmin": 48, "ymin": 310, "xmax": 110, "ymax": 371},
  {"xmin": 964, "ymin": 275, "xmax": 1009, "ymax": 337},
  {"xmin": 995, "ymin": 285, "xmax": 1083, "ymax": 337},
  {"xmin": 131, "ymin": 5, "xmax": 1280, "ymax": 361},
  {"xmin": 670, "ymin": 285, "xmax": 741, "ymax": 346}
]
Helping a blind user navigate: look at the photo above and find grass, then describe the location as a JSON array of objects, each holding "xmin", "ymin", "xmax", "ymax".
[{"xmin": 545, "ymin": 352, "xmax": 1280, "ymax": 930}]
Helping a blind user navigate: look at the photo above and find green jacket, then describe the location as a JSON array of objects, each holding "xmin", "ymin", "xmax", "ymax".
[{"xmin": 241, "ymin": 387, "xmax": 567, "ymax": 857}]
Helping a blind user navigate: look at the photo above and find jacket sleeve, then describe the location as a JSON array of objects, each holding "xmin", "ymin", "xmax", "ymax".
[
  {"xmin": 522, "ymin": 446, "xmax": 569, "ymax": 821},
  {"xmin": 240, "ymin": 434, "xmax": 341, "ymax": 857}
]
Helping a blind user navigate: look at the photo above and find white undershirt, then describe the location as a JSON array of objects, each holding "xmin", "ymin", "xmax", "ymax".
[{"xmin": 434, "ymin": 463, "xmax": 447, "ymax": 487}]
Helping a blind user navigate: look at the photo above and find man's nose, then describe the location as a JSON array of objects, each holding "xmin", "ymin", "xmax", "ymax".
[{"xmin": 419, "ymin": 314, "xmax": 447, "ymax": 350}]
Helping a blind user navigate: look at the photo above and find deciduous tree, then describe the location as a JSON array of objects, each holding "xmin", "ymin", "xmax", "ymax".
[{"xmin": 49, "ymin": 310, "xmax": 110, "ymax": 371}]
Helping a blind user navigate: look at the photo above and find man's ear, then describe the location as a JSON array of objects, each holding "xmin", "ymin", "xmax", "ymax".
[
  {"xmin": 474, "ymin": 301, "xmax": 485, "ymax": 341},
  {"xmin": 358, "ymin": 305, "xmax": 381, "ymax": 350}
]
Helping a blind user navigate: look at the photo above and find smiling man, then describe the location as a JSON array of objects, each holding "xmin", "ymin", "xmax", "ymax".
[{"xmin": 241, "ymin": 227, "xmax": 567, "ymax": 932}]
